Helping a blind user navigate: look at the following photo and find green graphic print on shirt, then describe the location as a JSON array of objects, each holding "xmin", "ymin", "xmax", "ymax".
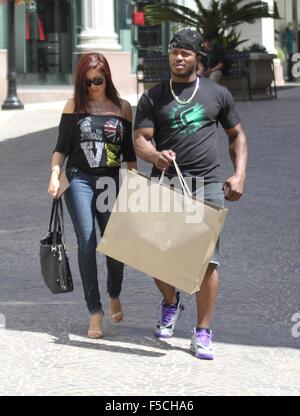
[
  {"xmin": 169, "ymin": 103, "xmax": 205, "ymax": 135},
  {"xmin": 105, "ymin": 143, "xmax": 121, "ymax": 167}
]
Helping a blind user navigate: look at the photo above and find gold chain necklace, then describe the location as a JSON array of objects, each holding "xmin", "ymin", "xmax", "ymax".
[{"xmin": 169, "ymin": 77, "xmax": 200, "ymax": 105}]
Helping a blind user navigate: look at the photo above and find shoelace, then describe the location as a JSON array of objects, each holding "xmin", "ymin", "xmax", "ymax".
[
  {"xmin": 196, "ymin": 330, "xmax": 211, "ymax": 348},
  {"xmin": 161, "ymin": 304, "xmax": 178, "ymax": 326}
]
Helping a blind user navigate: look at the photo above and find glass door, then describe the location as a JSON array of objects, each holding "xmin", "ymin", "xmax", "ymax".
[{"xmin": 16, "ymin": 0, "xmax": 74, "ymax": 85}]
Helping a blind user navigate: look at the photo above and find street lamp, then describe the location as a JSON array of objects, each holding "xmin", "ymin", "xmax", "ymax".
[{"xmin": 1, "ymin": 0, "xmax": 24, "ymax": 110}]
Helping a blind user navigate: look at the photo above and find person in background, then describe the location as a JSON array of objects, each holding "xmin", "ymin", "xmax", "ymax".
[
  {"xmin": 282, "ymin": 24, "xmax": 295, "ymax": 82},
  {"xmin": 200, "ymin": 33, "xmax": 225, "ymax": 83},
  {"xmin": 48, "ymin": 53, "xmax": 137, "ymax": 339}
]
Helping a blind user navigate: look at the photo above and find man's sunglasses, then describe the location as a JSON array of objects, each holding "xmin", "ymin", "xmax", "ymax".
[{"xmin": 85, "ymin": 77, "xmax": 105, "ymax": 87}]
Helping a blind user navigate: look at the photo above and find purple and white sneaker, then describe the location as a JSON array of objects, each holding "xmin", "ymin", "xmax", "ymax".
[
  {"xmin": 190, "ymin": 328, "xmax": 214, "ymax": 360},
  {"xmin": 154, "ymin": 292, "xmax": 184, "ymax": 338}
]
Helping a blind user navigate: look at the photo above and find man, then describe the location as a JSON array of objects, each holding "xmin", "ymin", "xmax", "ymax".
[
  {"xmin": 134, "ymin": 29, "xmax": 248, "ymax": 360},
  {"xmin": 200, "ymin": 33, "xmax": 225, "ymax": 83},
  {"xmin": 282, "ymin": 24, "xmax": 295, "ymax": 82}
]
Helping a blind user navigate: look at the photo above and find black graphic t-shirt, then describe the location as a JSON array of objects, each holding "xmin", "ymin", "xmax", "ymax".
[
  {"xmin": 54, "ymin": 114, "xmax": 136, "ymax": 176},
  {"xmin": 134, "ymin": 76, "xmax": 240, "ymax": 183}
]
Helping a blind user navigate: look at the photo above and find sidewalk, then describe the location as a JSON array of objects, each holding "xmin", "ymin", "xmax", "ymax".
[
  {"xmin": 0, "ymin": 86, "xmax": 300, "ymax": 396},
  {"xmin": 0, "ymin": 94, "xmax": 138, "ymax": 141},
  {"xmin": 0, "ymin": 101, "xmax": 64, "ymax": 142}
]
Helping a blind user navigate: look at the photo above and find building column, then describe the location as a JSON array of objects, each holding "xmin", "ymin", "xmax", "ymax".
[
  {"xmin": 261, "ymin": 0, "xmax": 276, "ymax": 53},
  {"xmin": 77, "ymin": 0, "xmax": 121, "ymax": 51},
  {"xmin": 238, "ymin": 0, "xmax": 276, "ymax": 53}
]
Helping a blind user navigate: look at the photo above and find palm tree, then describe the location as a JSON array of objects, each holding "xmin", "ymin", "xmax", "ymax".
[{"xmin": 144, "ymin": 0, "xmax": 277, "ymax": 50}]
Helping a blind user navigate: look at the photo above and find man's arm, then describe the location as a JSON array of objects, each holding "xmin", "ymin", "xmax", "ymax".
[
  {"xmin": 134, "ymin": 127, "xmax": 175, "ymax": 171},
  {"xmin": 223, "ymin": 123, "xmax": 248, "ymax": 201}
]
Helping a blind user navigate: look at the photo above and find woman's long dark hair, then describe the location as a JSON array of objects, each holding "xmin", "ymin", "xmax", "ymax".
[{"xmin": 74, "ymin": 53, "xmax": 121, "ymax": 113}]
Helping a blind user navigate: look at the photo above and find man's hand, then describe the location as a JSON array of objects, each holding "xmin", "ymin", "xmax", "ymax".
[
  {"xmin": 153, "ymin": 150, "xmax": 176, "ymax": 171},
  {"xmin": 223, "ymin": 174, "xmax": 245, "ymax": 201}
]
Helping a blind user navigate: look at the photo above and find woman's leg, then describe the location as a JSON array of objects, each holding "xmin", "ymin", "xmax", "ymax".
[
  {"xmin": 97, "ymin": 181, "xmax": 124, "ymax": 322},
  {"xmin": 96, "ymin": 178, "xmax": 124, "ymax": 300},
  {"xmin": 64, "ymin": 171, "xmax": 103, "ymax": 315}
]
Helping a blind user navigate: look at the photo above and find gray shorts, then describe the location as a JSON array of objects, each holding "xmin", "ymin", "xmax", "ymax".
[{"xmin": 194, "ymin": 182, "xmax": 225, "ymax": 268}]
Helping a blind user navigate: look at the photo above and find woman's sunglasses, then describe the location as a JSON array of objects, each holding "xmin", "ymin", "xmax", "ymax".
[{"xmin": 86, "ymin": 77, "xmax": 105, "ymax": 87}]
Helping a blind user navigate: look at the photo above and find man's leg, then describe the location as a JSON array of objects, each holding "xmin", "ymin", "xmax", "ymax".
[
  {"xmin": 154, "ymin": 279, "xmax": 184, "ymax": 338},
  {"xmin": 288, "ymin": 53, "xmax": 294, "ymax": 81},
  {"xmin": 154, "ymin": 279, "xmax": 177, "ymax": 305},
  {"xmin": 190, "ymin": 182, "xmax": 223, "ymax": 360},
  {"xmin": 196, "ymin": 263, "xmax": 219, "ymax": 328},
  {"xmin": 195, "ymin": 182, "xmax": 223, "ymax": 328},
  {"xmin": 190, "ymin": 263, "xmax": 219, "ymax": 360}
]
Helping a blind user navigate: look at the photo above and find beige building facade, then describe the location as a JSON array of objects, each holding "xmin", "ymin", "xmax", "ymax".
[{"xmin": 0, "ymin": 0, "xmax": 299, "ymax": 104}]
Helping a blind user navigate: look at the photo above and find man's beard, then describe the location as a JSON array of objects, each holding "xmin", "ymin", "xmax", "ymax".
[{"xmin": 171, "ymin": 65, "xmax": 196, "ymax": 78}]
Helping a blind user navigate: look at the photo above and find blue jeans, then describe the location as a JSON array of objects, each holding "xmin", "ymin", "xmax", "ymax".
[{"xmin": 64, "ymin": 166, "xmax": 124, "ymax": 314}]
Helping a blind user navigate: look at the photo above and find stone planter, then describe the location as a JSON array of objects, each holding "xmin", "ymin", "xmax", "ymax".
[
  {"xmin": 248, "ymin": 52, "xmax": 277, "ymax": 98},
  {"xmin": 220, "ymin": 52, "xmax": 278, "ymax": 100}
]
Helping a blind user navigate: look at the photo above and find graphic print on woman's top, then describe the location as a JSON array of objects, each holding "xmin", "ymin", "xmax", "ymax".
[
  {"xmin": 134, "ymin": 76, "xmax": 240, "ymax": 183},
  {"xmin": 54, "ymin": 114, "xmax": 136, "ymax": 176}
]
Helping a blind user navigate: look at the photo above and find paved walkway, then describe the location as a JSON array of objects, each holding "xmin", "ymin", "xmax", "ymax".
[{"xmin": 0, "ymin": 87, "xmax": 299, "ymax": 396}]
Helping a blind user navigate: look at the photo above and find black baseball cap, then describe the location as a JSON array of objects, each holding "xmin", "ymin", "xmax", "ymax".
[{"xmin": 169, "ymin": 29, "xmax": 203, "ymax": 55}]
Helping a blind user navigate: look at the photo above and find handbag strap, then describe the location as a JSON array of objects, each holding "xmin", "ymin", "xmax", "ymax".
[
  {"xmin": 48, "ymin": 199, "xmax": 56, "ymax": 232},
  {"xmin": 49, "ymin": 199, "xmax": 64, "ymax": 245},
  {"xmin": 56, "ymin": 198, "xmax": 65, "ymax": 244}
]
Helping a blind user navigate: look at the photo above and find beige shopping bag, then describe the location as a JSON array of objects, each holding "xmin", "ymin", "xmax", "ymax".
[{"xmin": 97, "ymin": 167, "xmax": 228, "ymax": 294}]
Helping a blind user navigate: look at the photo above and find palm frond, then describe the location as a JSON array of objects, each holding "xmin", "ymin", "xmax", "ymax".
[
  {"xmin": 145, "ymin": 2, "xmax": 202, "ymax": 23},
  {"xmin": 144, "ymin": 0, "xmax": 277, "ymax": 51},
  {"xmin": 222, "ymin": 1, "xmax": 273, "ymax": 27},
  {"xmin": 144, "ymin": 5, "xmax": 198, "ymax": 28}
]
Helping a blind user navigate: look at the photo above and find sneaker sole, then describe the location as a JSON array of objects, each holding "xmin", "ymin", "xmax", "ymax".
[
  {"xmin": 195, "ymin": 352, "xmax": 214, "ymax": 360},
  {"xmin": 190, "ymin": 345, "xmax": 214, "ymax": 360},
  {"xmin": 154, "ymin": 331, "xmax": 173, "ymax": 339}
]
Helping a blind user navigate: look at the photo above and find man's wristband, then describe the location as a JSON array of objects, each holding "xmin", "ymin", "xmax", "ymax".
[{"xmin": 51, "ymin": 170, "xmax": 60, "ymax": 176}]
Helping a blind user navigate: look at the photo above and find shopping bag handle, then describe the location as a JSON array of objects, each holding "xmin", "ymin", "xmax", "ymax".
[
  {"xmin": 159, "ymin": 158, "xmax": 192, "ymax": 203},
  {"xmin": 172, "ymin": 158, "xmax": 192, "ymax": 197}
]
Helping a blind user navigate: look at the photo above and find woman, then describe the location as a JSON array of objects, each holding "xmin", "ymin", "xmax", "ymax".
[{"xmin": 48, "ymin": 53, "xmax": 137, "ymax": 339}]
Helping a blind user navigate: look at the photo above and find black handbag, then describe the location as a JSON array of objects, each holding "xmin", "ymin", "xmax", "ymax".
[{"xmin": 40, "ymin": 198, "xmax": 73, "ymax": 294}]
